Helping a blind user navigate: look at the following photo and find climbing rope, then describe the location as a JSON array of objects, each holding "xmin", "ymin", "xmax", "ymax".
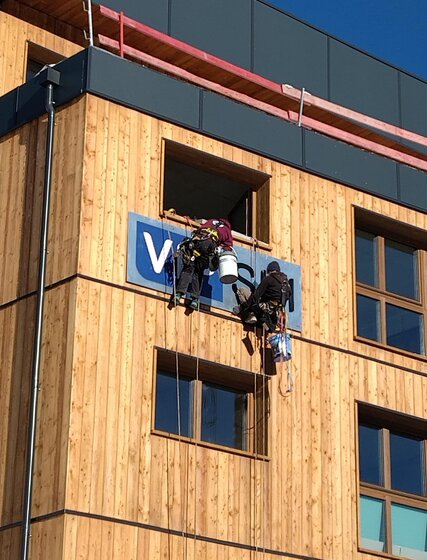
[{"xmin": 191, "ymin": 300, "xmax": 201, "ymax": 558}]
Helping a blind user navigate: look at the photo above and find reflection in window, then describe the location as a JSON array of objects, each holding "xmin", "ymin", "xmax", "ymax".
[
  {"xmin": 26, "ymin": 59, "xmax": 45, "ymax": 81},
  {"xmin": 390, "ymin": 433, "xmax": 425, "ymax": 495},
  {"xmin": 385, "ymin": 240, "xmax": 418, "ymax": 300},
  {"xmin": 155, "ymin": 371, "xmax": 193, "ymax": 437},
  {"xmin": 386, "ymin": 304, "xmax": 424, "ymax": 354},
  {"xmin": 391, "ymin": 504, "xmax": 427, "ymax": 559},
  {"xmin": 359, "ymin": 424, "xmax": 383, "ymax": 485},
  {"xmin": 153, "ymin": 350, "xmax": 267, "ymax": 454},
  {"xmin": 360, "ymin": 496, "xmax": 386, "ymax": 552},
  {"xmin": 358, "ymin": 405, "xmax": 427, "ymax": 559},
  {"xmin": 356, "ymin": 230, "xmax": 378, "ymax": 286},
  {"xmin": 201, "ymin": 383, "xmax": 248, "ymax": 450},
  {"xmin": 357, "ymin": 295, "xmax": 380, "ymax": 341},
  {"xmin": 354, "ymin": 216, "xmax": 426, "ymax": 356}
]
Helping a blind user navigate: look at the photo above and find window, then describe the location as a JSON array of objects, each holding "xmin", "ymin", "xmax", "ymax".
[
  {"xmin": 25, "ymin": 42, "xmax": 64, "ymax": 82},
  {"xmin": 358, "ymin": 403, "xmax": 427, "ymax": 559},
  {"xmin": 354, "ymin": 208, "xmax": 427, "ymax": 355},
  {"xmin": 153, "ymin": 349, "xmax": 268, "ymax": 454},
  {"xmin": 162, "ymin": 141, "xmax": 271, "ymax": 244}
]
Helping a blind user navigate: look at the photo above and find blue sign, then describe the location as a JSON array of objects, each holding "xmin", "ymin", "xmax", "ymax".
[{"xmin": 127, "ymin": 212, "xmax": 302, "ymax": 331}]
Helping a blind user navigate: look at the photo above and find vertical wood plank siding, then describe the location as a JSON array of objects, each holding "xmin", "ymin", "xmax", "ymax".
[
  {"xmin": 0, "ymin": 9, "xmax": 82, "ymax": 96},
  {"xmin": 1, "ymin": 87, "xmax": 427, "ymax": 558}
]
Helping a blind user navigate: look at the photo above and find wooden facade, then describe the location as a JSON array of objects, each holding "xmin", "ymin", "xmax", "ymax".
[{"xmin": 1, "ymin": 5, "xmax": 427, "ymax": 560}]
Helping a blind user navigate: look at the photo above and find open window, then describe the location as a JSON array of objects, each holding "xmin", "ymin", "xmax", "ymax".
[
  {"xmin": 357, "ymin": 403, "xmax": 427, "ymax": 559},
  {"xmin": 162, "ymin": 141, "xmax": 271, "ymax": 244},
  {"xmin": 153, "ymin": 349, "xmax": 269, "ymax": 455},
  {"xmin": 25, "ymin": 42, "xmax": 65, "ymax": 82},
  {"xmin": 354, "ymin": 207, "xmax": 427, "ymax": 356}
]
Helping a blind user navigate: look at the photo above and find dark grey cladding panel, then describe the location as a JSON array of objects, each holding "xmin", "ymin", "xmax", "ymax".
[
  {"xmin": 0, "ymin": 50, "xmax": 87, "ymax": 137},
  {"xmin": 100, "ymin": 0, "xmax": 168, "ymax": 32},
  {"xmin": 53, "ymin": 49, "xmax": 87, "ymax": 106},
  {"xmin": 399, "ymin": 73, "xmax": 427, "ymax": 155},
  {"xmin": 86, "ymin": 48, "xmax": 200, "ymax": 129},
  {"xmin": 202, "ymin": 91, "xmax": 302, "ymax": 165},
  {"xmin": 304, "ymin": 130, "xmax": 398, "ymax": 199},
  {"xmin": 253, "ymin": 2, "xmax": 328, "ymax": 97},
  {"xmin": 0, "ymin": 90, "xmax": 18, "ymax": 137},
  {"xmin": 170, "ymin": 0, "xmax": 251, "ymax": 69},
  {"xmin": 16, "ymin": 79, "xmax": 45, "ymax": 126},
  {"xmin": 329, "ymin": 39, "xmax": 400, "ymax": 126},
  {"xmin": 399, "ymin": 165, "xmax": 427, "ymax": 212}
]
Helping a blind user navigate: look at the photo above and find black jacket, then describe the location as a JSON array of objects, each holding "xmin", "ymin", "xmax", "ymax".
[{"xmin": 252, "ymin": 271, "xmax": 289, "ymax": 304}]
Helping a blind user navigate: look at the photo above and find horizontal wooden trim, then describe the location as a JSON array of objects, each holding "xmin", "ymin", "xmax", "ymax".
[
  {"xmin": 292, "ymin": 333, "xmax": 427, "ymax": 378},
  {"xmin": 151, "ymin": 430, "xmax": 270, "ymax": 461},
  {"xmin": 164, "ymin": 139, "xmax": 271, "ymax": 184},
  {"xmin": 360, "ymin": 485, "xmax": 427, "ymax": 506},
  {"xmin": 161, "ymin": 211, "xmax": 271, "ymax": 250},
  {"xmin": 354, "ymin": 333, "xmax": 427, "ymax": 362},
  {"xmin": 27, "ymin": 41, "xmax": 66, "ymax": 65},
  {"xmin": 355, "ymin": 284, "xmax": 423, "ymax": 312},
  {"xmin": 156, "ymin": 346, "xmax": 265, "ymax": 391},
  {"xmin": 358, "ymin": 401, "xmax": 427, "ymax": 438},
  {"xmin": 21, "ymin": 508, "xmax": 325, "ymax": 560},
  {"xmin": 358, "ymin": 545, "xmax": 416, "ymax": 560},
  {"xmin": 4, "ymin": 272, "xmax": 427, "ymax": 380},
  {"xmin": 354, "ymin": 206, "xmax": 427, "ymax": 249}
]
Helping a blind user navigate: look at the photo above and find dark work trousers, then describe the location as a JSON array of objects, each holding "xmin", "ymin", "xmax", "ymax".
[{"xmin": 176, "ymin": 239, "xmax": 214, "ymax": 299}]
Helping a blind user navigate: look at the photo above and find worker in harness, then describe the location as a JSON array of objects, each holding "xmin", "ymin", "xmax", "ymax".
[
  {"xmin": 173, "ymin": 218, "xmax": 233, "ymax": 310},
  {"xmin": 233, "ymin": 261, "xmax": 292, "ymax": 331}
]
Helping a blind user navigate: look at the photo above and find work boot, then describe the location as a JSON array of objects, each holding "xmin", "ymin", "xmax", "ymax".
[
  {"xmin": 244, "ymin": 312, "xmax": 257, "ymax": 324},
  {"xmin": 189, "ymin": 298, "xmax": 199, "ymax": 310},
  {"xmin": 173, "ymin": 292, "xmax": 184, "ymax": 306}
]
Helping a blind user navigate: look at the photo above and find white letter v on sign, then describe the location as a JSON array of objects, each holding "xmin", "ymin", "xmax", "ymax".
[{"xmin": 143, "ymin": 232, "xmax": 173, "ymax": 274}]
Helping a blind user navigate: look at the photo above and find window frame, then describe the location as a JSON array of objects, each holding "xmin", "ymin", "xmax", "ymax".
[
  {"xmin": 357, "ymin": 402, "xmax": 427, "ymax": 558},
  {"xmin": 160, "ymin": 140, "xmax": 272, "ymax": 249},
  {"xmin": 25, "ymin": 42, "xmax": 65, "ymax": 82},
  {"xmin": 152, "ymin": 348, "xmax": 269, "ymax": 457},
  {"xmin": 353, "ymin": 207, "xmax": 427, "ymax": 357}
]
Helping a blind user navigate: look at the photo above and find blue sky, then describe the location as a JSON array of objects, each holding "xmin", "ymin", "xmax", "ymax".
[{"xmin": 269, "ymin": 0, "xmax": 427, "ymax": 80}]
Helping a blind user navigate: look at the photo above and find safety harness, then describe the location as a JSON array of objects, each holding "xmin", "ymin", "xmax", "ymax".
[{"xmin": 176, "ymin": 225, "xmax": 221, "ymax": 269}]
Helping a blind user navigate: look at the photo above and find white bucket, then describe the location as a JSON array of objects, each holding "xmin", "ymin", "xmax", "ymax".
[
  {"xmin": 269, "ymin": 333, "xmax": 292, "ymax": 362},
  {"xmin": 218, "ymin": 250, "xmax": 238, "ymax": 284}
]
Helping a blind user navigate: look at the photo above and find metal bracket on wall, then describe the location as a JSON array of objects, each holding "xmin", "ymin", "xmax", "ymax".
[
  {"xmin": 297, "ymin": 87, "xmax": 305, "ymax": 127},
  {"xmin": 82, "ymin": 0, "xmax": 94, "ymax": 47}
]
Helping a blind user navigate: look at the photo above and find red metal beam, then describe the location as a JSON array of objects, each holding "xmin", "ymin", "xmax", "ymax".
[
  {"xmin": 119, "ymin": 11, "xmax": 124, "ymax": 57},
  {"xmin": 282, "ymin": 84, "xmax": 427, "ymax": 149},
  {"xmin": 98, "ymin": 35, "xmax": 292, "ymax": 121},
  {"xmin": 99, "ymin": 5, "xmax": 283, "ymax": 95},
  {"xmin": 97, "ymin": 35, "xmax": 427, "ymax": 173},
  {"xmin": 97, "ymin": 4, "xmax": 427, "ymax": 172}
]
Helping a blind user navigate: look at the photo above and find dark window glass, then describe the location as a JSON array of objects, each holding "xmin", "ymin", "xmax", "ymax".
[
  {"xmin": 356, "ymin": 230, "xmax": 378, "ymax": 286},
  {"xmin": 390, "ymin": 432, "xmax": 425, "ymax": 495},
  {"xmin": 26, "ymin": 59, "xmax": 45, "ymax": 81},
  {"xmin": 201, "ymin": 382, "xmax": 248, "ymax": 450},
  {"xmin": 359, "ymin": 424, "xmax": 383, "ymax": 485},
  {"xmin": 385, "ymin": 240, "xmax": 418, "ymax": 300},
  {"xmin": 386, "ymin": 304, "xmax": 424, "ymax": 354},
  {"xmin": 357, "ymin": 295, "xmax": 380, "ymax": 341},
  {"xmin": 155, "ymin": 371, "xmax": 193, "ymax": 437}
]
